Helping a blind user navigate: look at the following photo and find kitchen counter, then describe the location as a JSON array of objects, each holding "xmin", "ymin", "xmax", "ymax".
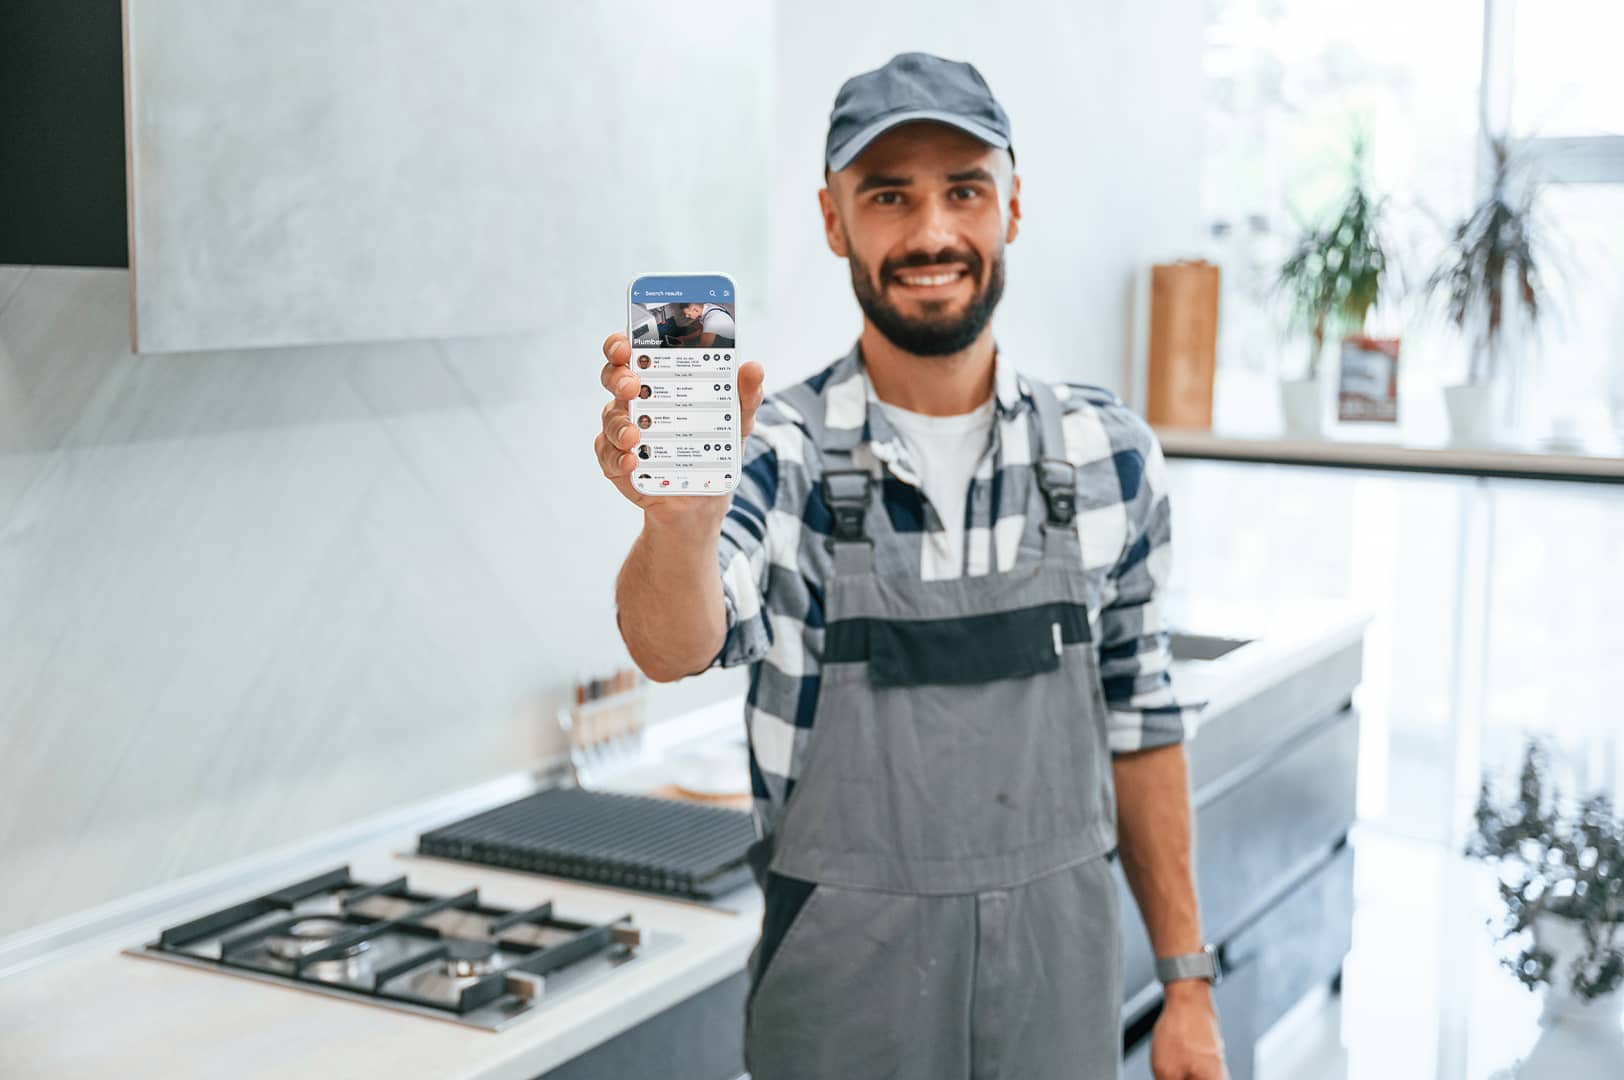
[
  {"xmin": 0, "ymin": 603, "xmax": 1368, "ymax": 1079},
  {"xmin": 1122, "ymin": 597, "xmax": 1370, "ymax": 1080},
  {"xmin": 0, "ymin": 705, "xmax": 763, "ymax": 1080},
  {"xmin": 1167, "ymin": 595, "xmax": 1369, "ymax": 728},
  {"xmin": 0, "ymin": 860, "xmax": 755, "ymax": 1080}
]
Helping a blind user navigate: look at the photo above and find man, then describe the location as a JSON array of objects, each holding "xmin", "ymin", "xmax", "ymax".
[
  {"xmin": 595, "ymin": 52, "xmax": 1226, "ymax": 1080},
  {"xmin": 679, "ymin": 300, "xmax": 737, "ymax": 348}
]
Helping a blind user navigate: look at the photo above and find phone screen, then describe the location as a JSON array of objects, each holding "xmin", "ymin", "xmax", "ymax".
[{"xmin": 627, "ymin": 273, "xmax": 739, "ymax": 496}]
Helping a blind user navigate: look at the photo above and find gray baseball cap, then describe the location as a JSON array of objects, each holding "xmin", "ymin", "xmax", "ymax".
[{"xmin": 825, "ymin": 52, "xmax": 1014, "ymax": 173}]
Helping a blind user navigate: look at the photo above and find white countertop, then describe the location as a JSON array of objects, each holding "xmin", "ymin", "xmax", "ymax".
[
  {"xmin": 0, "ymin": 857, "xmax": 757, "ymax": 1080},
  {"xmin": 1168, "ymin": 597, "xmax": 1372, "ymax": 729},
  {"xmin": 0, "ymin": 705, "xmax": 762, "ymax": 1080}
]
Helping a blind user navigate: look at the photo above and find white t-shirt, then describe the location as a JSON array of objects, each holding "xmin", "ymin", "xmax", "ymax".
[
  {"xmin": 876, "ymin": 394, "xmax": 997, "ymax": 578},
  {"xmin": 700, "ymin": 305, "xmax": 735, "ymax": 340}
]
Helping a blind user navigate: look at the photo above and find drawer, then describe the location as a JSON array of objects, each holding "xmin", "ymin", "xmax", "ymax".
[{"xmin": 1122, "ymin": 705, "xmax": 1360, "ymax": 999}]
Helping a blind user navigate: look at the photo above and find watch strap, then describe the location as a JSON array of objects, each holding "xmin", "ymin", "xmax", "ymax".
[{"xmin": 1155, "ymin": 944, "xmax": 1222, "ymax": 986}]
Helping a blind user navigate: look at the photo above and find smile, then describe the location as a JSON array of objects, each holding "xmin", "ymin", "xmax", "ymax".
[{"xmin": 893, "ymin": 267, "xmax": 969, "ymax": 289}]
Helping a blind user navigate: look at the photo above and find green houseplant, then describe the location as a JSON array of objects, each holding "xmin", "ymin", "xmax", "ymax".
[
  {"xmin": 1466, "ymin": 740, "xmax": 1624, "ymax": 1013},
  {"xmin": 1423, "ymin": 133, "xmax": 1552, "ymax": 446},
  {"xmin": 1275, "ymin": 133, "xmax": 1392, "ymax": 436}
]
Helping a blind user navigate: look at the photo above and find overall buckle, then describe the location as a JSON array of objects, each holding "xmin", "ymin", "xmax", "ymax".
[
  {"xmin": 1035, "ymin": 457, "xmax": 1077, "ymax": 526},
  {"xmin": 821, "ymin": 469, "xmax": 874, "ymax": 543}
]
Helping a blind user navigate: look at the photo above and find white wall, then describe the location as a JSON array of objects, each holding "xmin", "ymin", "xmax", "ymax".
[
  {"xmin": 765, "ymin": 0, "xmax": 1205, "ymax": 391},
  {"xmin": 0, "ymin": 0, "xmax": 1205, "ymax": 936}
]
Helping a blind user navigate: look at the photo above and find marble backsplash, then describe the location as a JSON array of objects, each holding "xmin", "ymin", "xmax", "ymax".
[{"xmin": 0, "ymin": 264, "xmax": 744, "ymax": 936}]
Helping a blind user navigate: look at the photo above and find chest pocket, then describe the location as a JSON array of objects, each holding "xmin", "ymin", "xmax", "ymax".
[{"xmin": 827, "ymin": 599, "xmax": 1090, "ymax": 689}]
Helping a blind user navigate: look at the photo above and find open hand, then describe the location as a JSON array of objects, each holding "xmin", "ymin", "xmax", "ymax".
[{"xmin": 594, "ymin": 332, "xmax": 764, "ymax": 523}]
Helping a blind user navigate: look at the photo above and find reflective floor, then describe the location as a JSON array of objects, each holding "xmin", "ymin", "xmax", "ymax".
[{"xmin": 1255, "ymin": 825, "xmax": 1624, "ymax": 1079}]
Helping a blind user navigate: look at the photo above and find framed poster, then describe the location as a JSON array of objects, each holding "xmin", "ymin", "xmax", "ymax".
[{"xmin": 1337, "ymin": 336, "xmax": 1400, "ymax": 423}]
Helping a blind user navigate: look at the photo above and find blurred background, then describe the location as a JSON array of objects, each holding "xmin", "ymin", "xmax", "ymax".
[{"xmin": 1, "ymin": 2, "xmax": 1620, "ymax": 1077}]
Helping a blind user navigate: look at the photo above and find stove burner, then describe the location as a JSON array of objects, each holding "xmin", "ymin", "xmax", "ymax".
[
  {"xmin": 389, "ymin": 938, "xmax": 513, "ymax": 1002},
  {"xmin": 443, "ymin": 938, "xmax": 499, "ymax": 979},
  {"xmin": 263, "ymin": 918, "xmax": 369, "ymax": 962}
]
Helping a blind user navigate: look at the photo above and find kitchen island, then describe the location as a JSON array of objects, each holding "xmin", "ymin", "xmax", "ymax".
[
  {"xmin": 1121, "ymin": 598, "xmax": 1369, "ymax": 1080},
  {"xmin": 0, "ymin": 601, "xmax": 1367, "ymax": 1079}
]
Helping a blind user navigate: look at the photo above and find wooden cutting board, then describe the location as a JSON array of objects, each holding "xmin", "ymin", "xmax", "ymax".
[
  {"xmin": 648, "ymin": 783, "xmax": 752, "ymax": 812},
  {"xmin": 1145, "ymin": 260, "xmax": 1219, "ymax": 429}
]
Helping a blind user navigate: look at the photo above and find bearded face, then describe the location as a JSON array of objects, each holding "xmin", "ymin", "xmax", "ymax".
[
  {"xmin": 845, "ymin": 230, "xmax": 1006, "ymax": 357},
  {"xmin": 825, "ymin": 123, "xmax": 1017, "ymax": 358}
]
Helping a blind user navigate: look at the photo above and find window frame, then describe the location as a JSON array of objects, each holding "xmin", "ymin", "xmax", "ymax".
[{"xmin": 1480, "ymin": 0, "xmax": 1624, "ymax": 434}]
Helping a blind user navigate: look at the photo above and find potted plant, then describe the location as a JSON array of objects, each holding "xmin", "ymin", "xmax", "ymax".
[
  {"xmin": 1423, "ymin": 134, "xmax": 1551, "ymax": 446},
  {"xmin": 1466, "ymin": 739, "xmax": 1624, "ymax": 1056},
  {"xmin": 1275, "ymin": 134, "xmax": 1392, "ymax": 438}
]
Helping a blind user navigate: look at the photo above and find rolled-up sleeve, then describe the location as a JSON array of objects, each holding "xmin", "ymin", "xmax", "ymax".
[
  {"xmin": 1097, "ymin": 420, "xmax": 1206, "ymax": 754},
  {"xmin": 709, "ymin": 418, "xmax": 779, "ymax": 669}
]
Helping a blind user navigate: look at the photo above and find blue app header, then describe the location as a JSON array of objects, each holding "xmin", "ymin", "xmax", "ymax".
[{"xmin": 631, "ymin": 274, "xmax": 735, "ymax": 304}]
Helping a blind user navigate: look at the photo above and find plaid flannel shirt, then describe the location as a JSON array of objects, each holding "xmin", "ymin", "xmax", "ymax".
[{"xmin": 709, "ymin": 343, "xmax": 1204, "ymax": 836}]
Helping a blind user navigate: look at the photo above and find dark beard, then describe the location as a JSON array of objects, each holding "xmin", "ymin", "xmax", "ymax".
[{"xmin": 846, "ymin": 234, "xmax": 1006, "ymax": 357}]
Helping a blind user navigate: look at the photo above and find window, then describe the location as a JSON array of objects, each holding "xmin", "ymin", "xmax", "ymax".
[
  {"xmin": 1496, "ymin": 0, "xmax": 1624, "ymax": 445},
  {"xmin": 1509, "ymin": 0, "xmax": 1624, "ymax": 137},
  {"xmin": 1201, "ymin": 0, "xmax": 1623, "ymax": 450},
  {"xmin": 1517, "ymin": 184, "xmax": 1624, "ymax": 442}
]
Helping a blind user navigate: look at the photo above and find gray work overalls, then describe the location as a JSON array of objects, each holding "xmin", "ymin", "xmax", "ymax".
[{"xmin": 742, "ymin": 377, "xmax": 1123, "ymax": 1079}]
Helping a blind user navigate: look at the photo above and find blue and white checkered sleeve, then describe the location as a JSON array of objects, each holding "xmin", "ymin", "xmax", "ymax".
[
  {"xmin": 709, "ymin": 408, "xmax": 783, "ymax": 669},
  {"xmin": 1096, "ymin": 410, "xmax": 1206, "ymax": 754}
]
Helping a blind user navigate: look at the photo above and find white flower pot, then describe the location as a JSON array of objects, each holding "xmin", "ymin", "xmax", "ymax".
[
  {"xmin": 1278, "ymin": 377, "xmax": 1322, "ymax": 439},
  {"xmin": 1501, "ymin": 913, "xmax": 1624, "ymax": 1078},
  {"xmin": 1443, "ymin": 382, "xmax": 1498, "ymax": 447},
  {"xmin": 1532, "ymin": 912, "xmax": 1624, "ymax": 1030}
]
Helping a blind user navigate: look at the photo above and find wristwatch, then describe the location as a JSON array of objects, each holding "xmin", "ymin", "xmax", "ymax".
[{"xmin": 1155, "ymin": 943, "xmax": 1222, "ymax": 987}]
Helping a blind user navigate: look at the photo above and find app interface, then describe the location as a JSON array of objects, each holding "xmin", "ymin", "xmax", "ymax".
[{"xmin": 628, "ymin": 274, "xmax": 738, "ymax": 495}]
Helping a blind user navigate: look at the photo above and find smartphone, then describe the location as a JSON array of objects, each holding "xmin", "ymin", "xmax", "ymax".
[{"xmin": 626, "ymin": 273, "xmax": 740, "ymax": 496}]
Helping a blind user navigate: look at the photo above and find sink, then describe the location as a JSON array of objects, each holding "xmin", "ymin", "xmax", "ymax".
[
  {"xmin": 1169, "ymin": 632, "xmax": 1252, "ymax": 662},
  {"xmin": 1166, "ymin": 632, "xmax": 1254, "ymax": 706}
]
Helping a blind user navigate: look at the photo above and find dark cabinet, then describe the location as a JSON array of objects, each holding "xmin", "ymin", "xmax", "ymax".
[{"xmin": 0, "ymin": 1, "xmax": 128, "ymax": 268}]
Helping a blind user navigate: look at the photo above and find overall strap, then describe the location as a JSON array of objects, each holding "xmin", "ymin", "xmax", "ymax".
[
  {"xmin": 1024, "ymin": 377, "xmax": 1080, "ymax": 563},
  {"xmin": 768, "ymin": 380, "xmax": 880, "ymax": 578},
  {"xmin": 824, "ymin": 435, "xmax": 876, "ymax": 578},
  {"xmin": 821, "ymin": 461, "xmax": 877, "ymax": 575}
]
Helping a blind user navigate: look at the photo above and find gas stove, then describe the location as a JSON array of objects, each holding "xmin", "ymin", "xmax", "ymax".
[{"xmin": 125, "ymin": 864, "xmax": 677, "ymax": 1031}]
